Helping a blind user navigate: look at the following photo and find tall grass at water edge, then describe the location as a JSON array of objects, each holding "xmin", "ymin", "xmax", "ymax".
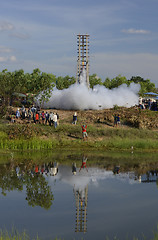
[
  {"xmin": 0, "ymin": 136, "xmax": 158, "ymax": 151},
  {"xmin": 0, "ymin": 124, "xmax": 158, "ymax": 151}
]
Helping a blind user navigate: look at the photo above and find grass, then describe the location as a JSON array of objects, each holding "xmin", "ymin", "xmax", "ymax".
[
  {"xmin": 0, "ymin": 121, "xmax": 158, "ymax": 151},
  {"xmin": 1, "ymin": 229, "xmax": 158, "ymax": 240}
]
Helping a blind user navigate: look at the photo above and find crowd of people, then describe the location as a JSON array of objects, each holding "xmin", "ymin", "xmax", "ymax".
[
  {"xmin": 139, "ymin": 97, "xmax": 158, "ymax": 111},
  {"xmin": 9, "ymin": 105, "xmax": 90, "ymax": 140},
  {"xmin": 10, "ymin": 105, "xmax": 59, "ymax": 128}
]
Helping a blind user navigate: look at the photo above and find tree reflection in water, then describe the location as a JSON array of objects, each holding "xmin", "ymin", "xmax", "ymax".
[
  {"xmin": 25, "ymin": 173, "xmax": 53, "ymax": 209},
  {"xmin": 0, "ymin": 162, "xmax": 54, "ymax": 209}
]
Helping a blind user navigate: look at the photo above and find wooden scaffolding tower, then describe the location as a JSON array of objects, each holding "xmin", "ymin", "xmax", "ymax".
[{"xmin": 76, "ymin": 34, "xmax": 90, "ymax": 88}]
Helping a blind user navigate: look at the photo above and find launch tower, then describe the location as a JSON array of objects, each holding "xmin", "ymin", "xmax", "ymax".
[{"xmin": 76, "ymin": 34, "xmax": 90, "ymax": 88}]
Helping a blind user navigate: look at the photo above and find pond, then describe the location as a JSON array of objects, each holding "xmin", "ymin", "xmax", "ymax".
[{"xmin": 0, "ymin": 151, "xmax": 158, "ymax": 240}]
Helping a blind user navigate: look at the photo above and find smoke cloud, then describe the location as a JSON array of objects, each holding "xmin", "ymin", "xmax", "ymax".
[
  {"xmin": 40, "ymin": 82, "xmax": 140, "ymax": 110},
  {"xmin": 38, "ymin": 70, "xmax": 140, "ymax": 110}
]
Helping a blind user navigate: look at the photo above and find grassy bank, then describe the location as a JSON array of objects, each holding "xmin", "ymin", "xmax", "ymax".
[
  {"xmin": 1, "ymin": 229, "xmax": 158, "ymax": 240},
  {"xmin": 0, "ymin": 121, "xmax": 158, "ymax": 151}
]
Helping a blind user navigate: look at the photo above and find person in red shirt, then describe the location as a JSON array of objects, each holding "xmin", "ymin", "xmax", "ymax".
[
  {"xmin": 79, "ymin": 155, "xmax": 88, "ymax": 172},
  {"xmin": 41, "ymin": 111, "xmax": 45, "ymax": 124},
  {"xmin": 81, "ymin": 124, "xmax": 88, "ymax": 140},
  {"xmin": 35, "ymin": 112, "xmax": 39, "ymax": 124}
]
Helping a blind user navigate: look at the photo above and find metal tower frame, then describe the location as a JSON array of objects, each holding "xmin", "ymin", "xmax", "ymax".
[{"xmin": 76, "ymin": 34, "xmax": 90, "ymax": 88}]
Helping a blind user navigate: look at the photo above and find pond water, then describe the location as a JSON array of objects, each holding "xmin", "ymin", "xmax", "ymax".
[{"xmin": 0, "ymin": 152, "xmax": 158, "ymax": 240}]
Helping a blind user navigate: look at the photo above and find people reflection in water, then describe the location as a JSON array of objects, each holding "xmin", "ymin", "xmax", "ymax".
[
  {"xmin": 72, "ymin": 163, "xmax": 77, "ymax": 175},
  {"xmin": 49, "ymin": 162, "xmax": 58, "ymax": 176},
  {"xmin": 113, "ymin": 166, "xmax": 120, "ymax": 175},
  {"xmin": 79, "ymin": 155, "xmax": 88, "ymax": 172}
]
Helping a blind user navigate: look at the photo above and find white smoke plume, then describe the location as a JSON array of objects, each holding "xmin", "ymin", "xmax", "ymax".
[{"xmin": 38, "ymin": 70, "xmax": 140, "ymax": 110}]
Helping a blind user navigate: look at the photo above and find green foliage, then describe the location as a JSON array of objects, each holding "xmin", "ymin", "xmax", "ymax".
[
  {"xmin": 129, "ymin": 76, "xmax": 156, "ymax": 95},
  {"xmin": 56, "ymin": 75, "xmax": 75, "ymax": 90},
  {"xmin": 89, "ymin": 74, "xmax": 102, "ymax": 89},
  {"xmin": 103, "ymin": 75, "xmax": 128, "ymax": 89}
]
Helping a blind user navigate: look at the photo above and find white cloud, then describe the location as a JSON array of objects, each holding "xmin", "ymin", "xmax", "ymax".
[
  {"xmin": 122, "ymin": 28, "xmax": 150, "ymax": 34},
  {"xmin": 0, "ymin": 46, "xmax": 12, "ymax": 53},
  {"xmin": 0, "ymin": 21, "xmax": 14, "ymax": 31},
  {"xmin": 10, "ymin": 32, "xmax": 30, "ymax": 40},
  {"xmin": 9, "ymin": 56, "xmax": 16, "ymax": 62},
  {"xmin": 0, "ymin": 55, "xmax": 16, "ymax": 62}
]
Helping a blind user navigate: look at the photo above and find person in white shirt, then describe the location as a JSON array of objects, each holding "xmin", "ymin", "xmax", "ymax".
[{"xmin": 53, "ymin": 113, "xmax": 58, "ymax": 128}]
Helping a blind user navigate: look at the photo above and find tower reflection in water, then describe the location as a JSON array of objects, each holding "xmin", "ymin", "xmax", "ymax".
[
  {"xmin": 73, "ymin": 184, "xmax": 88, "ymax": 233},
  {"xmin": 73, "ymin": 155, "xmax": 88, "ymax": 233}
]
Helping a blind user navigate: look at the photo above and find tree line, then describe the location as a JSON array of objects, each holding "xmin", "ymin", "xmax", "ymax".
[{"xmin": 0, "ymin": 68, "xmax": 156, "ymax": 107}]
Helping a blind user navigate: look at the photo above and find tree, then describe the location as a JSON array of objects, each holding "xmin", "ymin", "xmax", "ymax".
[
  {"xmin": 0, "ymin": 69, "xmax": 25, "ymax": 106},
  {"xmin": 129, "ymin": 76, "xmax": 156, "ymax": 96},
  {"xmin": 103, "ymin": 77, "xmax": 111, "ymax": 88},
  {"xmin": 89, "ymin": 74, "xmax": 102, "ymax": 89},
  {"xmin": 109, "ymin": 75, "xmax": 128, "ymax": 89},
  {"xmin": 56, "ymin": 75, "xmax": 75, "ymax": 90}
]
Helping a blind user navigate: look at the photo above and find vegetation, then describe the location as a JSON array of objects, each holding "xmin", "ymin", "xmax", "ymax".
[
  {"xmin": 0, "ymin": 68, "xmax": 156, "ymax": 112},
  {"xmin": 1, "ymin": 228, "xmax": 158, "ymax": 240},
  {"xmin": 0, "ymin": 118, "xmax": 158, "ymax": 151}
]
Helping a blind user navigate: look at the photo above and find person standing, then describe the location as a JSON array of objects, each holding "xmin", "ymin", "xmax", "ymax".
[
  {"xmin": 27, "ymin": 107, "xmax": 32, "ymax": 121},
  {"xmin": 117, "ymin": 114, "xmax": 120, "ymax": 126},
  {"xmin": 16, "ymin": 108, "xmax": 20, "ymax": 119},
  {"xmin": 72, "ymin": 112, "xmax": 77, "ymax": 125},
  {"xmin": 45, "ymin": 111, "xmax": 49, "ymax": 125},
  {"xmin": 31, "ymin": 105, "xmax": 36, "ymax": 123},
  {"xmin": 53, "ymin": 113, "xmax": 58, "ymax": 129},
  {"xmin": 41, "ymin": 111, "xmax": 45, "ymax": 124},
  {"xmin": 113, "ymin": 114, "xmax": 117, "ymax": 127},
  {"xmin": 81, "ymin": 124, "xmax": 88, "ymax": 140},
  {"xmin": 49, "ymin": 112, "xmax": 54, "ymax": 126},
  {"xmin": 35, "ymin": 112, "xmax": 39, "ymax": 124}
]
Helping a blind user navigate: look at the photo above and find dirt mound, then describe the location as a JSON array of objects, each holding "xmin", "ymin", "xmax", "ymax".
[{"xmin": 4, "ymin": 106, "xmax": 158, "ymax": 129}]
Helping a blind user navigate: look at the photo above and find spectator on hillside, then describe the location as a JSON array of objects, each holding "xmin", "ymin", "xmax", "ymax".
[
  {"xmin": 117, "ymin": 114, "xmax": 121, "ymax": 126},
  {"xmin": 113, "ymin": 114, "xmax": 117, "ymax": 127},
  {"xmin": 72, "ymin": 112, "xmax": 77, "ymax": 125},
  {"xmin": 21, "ymin": 105, "xmax": 26, "ymax": 119},
  {"xmin": 16, "ymin": 108, "xmax": 20, "ymax": 119},
  {"xmin": 45, "ymin": 111, "xmax": 49, "ymax": 125},
  {"xmin": 35, "ymin": 112, "xmax": 39, "ymax": 124},
  {"xmin": 81, "ymin": 124, "xmax": 88, "ymax": 140},
  {"xmin": 41, "ymin": 111, "xmax": 45, "ymax": 124},
  {"xmin": 53, "ymin": 113, "xmax": 58, "ymax": 128},
  {"xmin": 27, "ymin": 107, "xmax": 32, "ymax": 121},
  {"xmin": 49, "ymin": 112, "xmax": 54, "ymax": 126}
]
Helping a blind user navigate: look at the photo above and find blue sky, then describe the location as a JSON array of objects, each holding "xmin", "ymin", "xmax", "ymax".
[{"xmin": 0, "ymin": 0, "xmax": 158, "ymax": 86}]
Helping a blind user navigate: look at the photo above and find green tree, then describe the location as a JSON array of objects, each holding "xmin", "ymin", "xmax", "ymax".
[
  {"xmin": 89, "ymin": 74, "xmax": 102, "ymax": 89},
  {"xmin": 129, "ymin": 76, "xmax": 156, "ymax": 96},
  {"xmin": 56, "ymin": 75, "xmax": 75, "ymax": 90},
  {"xmin": 103, "ymin": 77, "xmax": 111, "ymax": 88},
  {"xmin": 0, "ymin": 69, "xmax": 25, "ymax": 106},
  {"xmin": 109, "ymin": 75, "xmax": 128, "ymax": 89}
]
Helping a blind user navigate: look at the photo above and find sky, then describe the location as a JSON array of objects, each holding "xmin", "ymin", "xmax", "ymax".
[{"xmin": 0, "ymin": 0, "xmax": 158, "ymax": 86}]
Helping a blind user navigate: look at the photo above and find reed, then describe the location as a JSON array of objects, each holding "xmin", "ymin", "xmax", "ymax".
[{"xmin": 0, "ymin": 122, "xmax": 158, "ymax": 151}]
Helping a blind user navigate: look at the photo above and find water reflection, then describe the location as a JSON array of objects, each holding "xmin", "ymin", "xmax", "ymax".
[
  {"xmin": 1, "ymin": 156, "xmax": 158, "ymax": 238},
  {"xmin": 0, "ymin": 161, "xmax": 58, "ymax": 209},
  {"xmin": 73, "ymin": 185, "xmax": 88, "ymax": 233}
]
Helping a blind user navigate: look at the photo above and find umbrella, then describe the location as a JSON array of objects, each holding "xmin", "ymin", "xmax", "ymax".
[
  {"xmin": 144, "ymin": 92, "xmax": 158, "ymax": 96},
  {"xmin": 12, "ymin": 92, "xmax": 26, "ymax": 97}
]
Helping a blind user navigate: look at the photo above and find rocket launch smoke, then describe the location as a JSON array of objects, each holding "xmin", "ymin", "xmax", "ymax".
[{"xmin": 39, "ymin": 70, "xmax": 140, "ymax": 110}]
